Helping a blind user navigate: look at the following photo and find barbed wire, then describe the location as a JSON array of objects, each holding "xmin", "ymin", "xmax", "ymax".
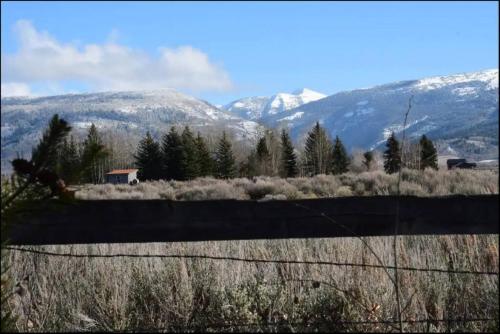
[{"xmin": 3, "ymin": 246, "xmax": 499, "ymax": 276}]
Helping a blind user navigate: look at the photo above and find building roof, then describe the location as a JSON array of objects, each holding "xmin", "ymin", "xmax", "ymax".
[
  {"xmin": 447, "ymin": 159, "xmax": 466, "ymax": 163},
  {"xmin": 106, "ymin": 169, "xmax": 138, "ymax": 175}
]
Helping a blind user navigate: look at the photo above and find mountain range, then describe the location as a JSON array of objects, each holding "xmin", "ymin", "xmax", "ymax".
[
  {"xmin": 1, "ymin": 69, "xmax": 498, "ymax": 172},
  {"xmin": 0, "ymin": 90, "xmax": 264, "ymax": 171},
  {"xmin": 223, "ymin": 69, "xmax": 499, "ymax": 162}
]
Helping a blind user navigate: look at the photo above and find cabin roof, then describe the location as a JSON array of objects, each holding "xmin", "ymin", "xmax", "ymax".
[{"xmin": 106, "ymin": 169, "xmax": 138, "ymax": 175}]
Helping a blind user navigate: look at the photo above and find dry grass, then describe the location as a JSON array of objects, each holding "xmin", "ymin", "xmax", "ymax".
[
  {"xmin": 6, "ymin": 235, "xmax": 499, "ymax": 332},
  {"xmin": 75, "ymin": 168, "xmax": 499, "ymax": 200}
]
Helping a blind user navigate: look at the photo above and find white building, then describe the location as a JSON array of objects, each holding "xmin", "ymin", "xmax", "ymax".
[{"xmin": 105, "ymin": 169, "xmax": 139, "ymax": 184}]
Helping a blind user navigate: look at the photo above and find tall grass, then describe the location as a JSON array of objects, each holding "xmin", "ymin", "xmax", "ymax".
[{"xmin": 6, "ymin": 235, "xmax": 499, "ymax": 332}]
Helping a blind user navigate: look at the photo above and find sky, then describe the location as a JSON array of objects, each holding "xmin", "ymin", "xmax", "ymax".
[{"xmin": 1, "ymin": 1, "xmax": 498, "ymax": 105}]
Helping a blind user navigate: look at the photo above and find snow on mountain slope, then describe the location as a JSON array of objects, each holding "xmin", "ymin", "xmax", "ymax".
[
  {"xmin": 223, "ymin": 88, "xmax": 326, "ymax": 120},
  {"xmin": 1, "ymin": 89, "xmax": 264, "ymax": 171},
  {"xmin": 223, "ymin": 96, "xmax": 270, "ymax": 120},
  {"xmin": 265, "ymin": 69, "xmax": 499, "ymax": 161},
  {"xmin": 415, "ymin": 69, "xmax": 498, "ymax": 91}
]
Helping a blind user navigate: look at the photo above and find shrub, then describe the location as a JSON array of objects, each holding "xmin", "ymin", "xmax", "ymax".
[
  {"xmin": 176, "ymin": 184, "xmax": 247, "ymax": 200},
  {"xmin": 310, "ymin": 174, "xmax": 340, "ymax": 197},
  {"xmin": 259, "ymin": 194, "xmax": 287, "ymax": 201},
  {"xmin": 244, "ymin": 180, "xmax": 277, "ymax": 200},
  {"xmin": 334, "ymin": 186, "xmax": 353, "ymax": 197}
]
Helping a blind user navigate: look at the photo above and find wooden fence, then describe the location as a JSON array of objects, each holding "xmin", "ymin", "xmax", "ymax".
[{"xmin": 6, "ymin": 195, "xmax": 498, "ymax": 245}]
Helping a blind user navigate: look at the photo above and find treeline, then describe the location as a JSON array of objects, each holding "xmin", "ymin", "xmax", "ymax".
[
  {"xmin": 135, "ymin": 127, "xmax": 237, "ymax": 181},
  {"xmin": 47, "ymin": 116, "xmax": 439, "ymax": 184},
  {"xmin": 134, "ymin": 121, "xmax": 438, "ymax": 182},
  {"xmin": 11, "ymin": 115, "xmax": 439, "ymax": 187},
  {"xmin": 52, "ymin": 124, "xmax": 131, "ymax": 185},
  {"xmin": 135, "ymin": 126, "xmax": 301, "ymax": 181}
]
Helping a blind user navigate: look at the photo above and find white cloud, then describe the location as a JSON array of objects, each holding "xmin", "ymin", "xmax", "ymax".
[
  {"xmin": 1, "ymin": 20, "xmax": 233, "ymax": 94},
  {"xmin": 1, "ymin": 82, "xmax": 32, "ymax": 97}
]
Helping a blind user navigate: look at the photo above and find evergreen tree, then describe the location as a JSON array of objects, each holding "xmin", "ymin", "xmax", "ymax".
[
  {"xmin": 362, "ymin": 151, "xmax": 374, "ymax": 171},
  {"xmin": 162, "ymin": 127, "xmax": 184, "ymax": 180},
  {"xmin": 181, "ymin": 126, "xmax": 200, "ymax": 180},
  {"xmin": 331, "ymin": 136, "xmax": 350, "ymax": 175},
  {"xmin": 383, "ymin": 132, "xmax": 401, "ymax": 174},
  {"xmin": 57, "ymin": 136, "xmax": 81, "ymax": 185},
  {"xmin": 304, "ymin": 122, "xmax": 333, "ymax": 175},
  {"xmin": 31, "ymin": 114, "xmax": 72, "ymax": 173},
  {"xmin": 419, "ymin": 135, "xmax": 438, "ymax": 170},
  {"xmin": 255, "ymin": 136, "xmax": 272, "ymax": 175},
  {"xmin": 134, "ymin": 132, "xmax": 163, "ymax": 181},
  {"xmin": 240, "ymin": 150, "xmax": 258, "ymax": 178},
  {"xmin": 280, "ymin": 129, "xmax": 298, "ymax": 177},
  {"xmin": 2, "ymin": 115, "xmax": 73, "ymax": 332},
  {"xmin": 81, "ymin": 124, "xmax": 108, "ymax": 184},
  {"xmin": 215, "ymin": 132, "xmax": 237, "ymax": 179},
  {"xmin": 195, "ymin": 132, "xmax": 214, "ymax": 177}
]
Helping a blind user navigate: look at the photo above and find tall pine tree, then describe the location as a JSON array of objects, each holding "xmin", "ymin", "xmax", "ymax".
[
  {"xmin": 134, "ymin": 131, "xmax": 163, "ymax": 181},
  {"xmin": 215, "ymin": 132, "xmax": 237, "ymax": 179},
  {"xmin": 181, "ymin": 126, "xmax": 200, "ymax": 180},
  {"xmin": 255, "ymin": 136, "xmax": 272, "ymax": 175},
  {"xmin": 304, "ymin": 122, "xmax": 333, "ymax": 175},
  {"xmin": 383, "ymin": 132, "xmax": 401, "ymax": 174},
  {"xmin": 419, "ymin": 135, "xmax": 438, "ymax": 170},
  {"xmin": 81, "ymin": 124, "xmax": 108, "ymax": 184},
  {"xmin": 195, "ymin": 132, "xmax": 214, "ymax": 177},
  {"xmin": 331, "ymin": 136, "xmax": 349, "ymax": 175},
  {"xmin": 280, "ymin": 129, "xmax": 298, "ymax": 177},
  {"xmin": 162, "ymin": 127, "xmax": 185, "ymax": 180},
  {"xmin": 57, "ymin": 135, "xmax": 81, "ymax": 185}
]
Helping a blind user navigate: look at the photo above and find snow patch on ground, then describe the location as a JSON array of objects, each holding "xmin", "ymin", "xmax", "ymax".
[
  {"xmin": 477, "ymin": 159, "xmax": 498, "ymax": 165},
  {"xmin": 118, "ymin": 107, "xmax": 138, "ymax": 114},
  {"xmin": 382, "ymin": 115, "xmax": 430, "ymax": 140},
  {"xmin": 444, "ymin": 146, "xmax": 458, "ymax": 155},
  {"xmin": 466, "ymin": 139, "xmax": 486, "ymax": 148},
  {"xmin": 279, "ymin": 112, "xmax": 304, "ymax": 121},
  {"xmin": 73, "ymin": 121, "xmax": 94, "ymax": 129},
  {"xmin": 452, "ymin": 87, "xmax": 478, "ymax": 96}
]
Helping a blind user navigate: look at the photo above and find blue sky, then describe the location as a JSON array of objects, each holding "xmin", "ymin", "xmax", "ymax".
[{"xmin": 1, "ymin": 1, "xmax": 498, "ymax": 104}]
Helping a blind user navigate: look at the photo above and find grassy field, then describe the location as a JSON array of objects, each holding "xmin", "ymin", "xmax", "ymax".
[
  {"xmin": 4, "ymin": 168, "xmax": 499, "ymax": 332},
  {"xmin": 7, "ymin": 236, "xmax": 499, "ymax": 332},
  {"xmin": 75, "ymin": 168, "xmax": 499, "ymax": 200}
]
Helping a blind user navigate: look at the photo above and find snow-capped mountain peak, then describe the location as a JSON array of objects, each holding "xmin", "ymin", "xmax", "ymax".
[
  {"xmin": 415, "ymin": 69, "xmax": 498, "ymax": 91},
  {"xmin": 291, "ymin": 88, "xmax": 327, "ymax": 100},
  {"xmin": 223, "ymin": 88, "xmax": 326, "ymax": 120}
]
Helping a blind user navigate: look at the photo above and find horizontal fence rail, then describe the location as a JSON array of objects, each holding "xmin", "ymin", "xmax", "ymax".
[{"xmin": 6, "ymin": 195, "xmax": 498, "ymax": 245}]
